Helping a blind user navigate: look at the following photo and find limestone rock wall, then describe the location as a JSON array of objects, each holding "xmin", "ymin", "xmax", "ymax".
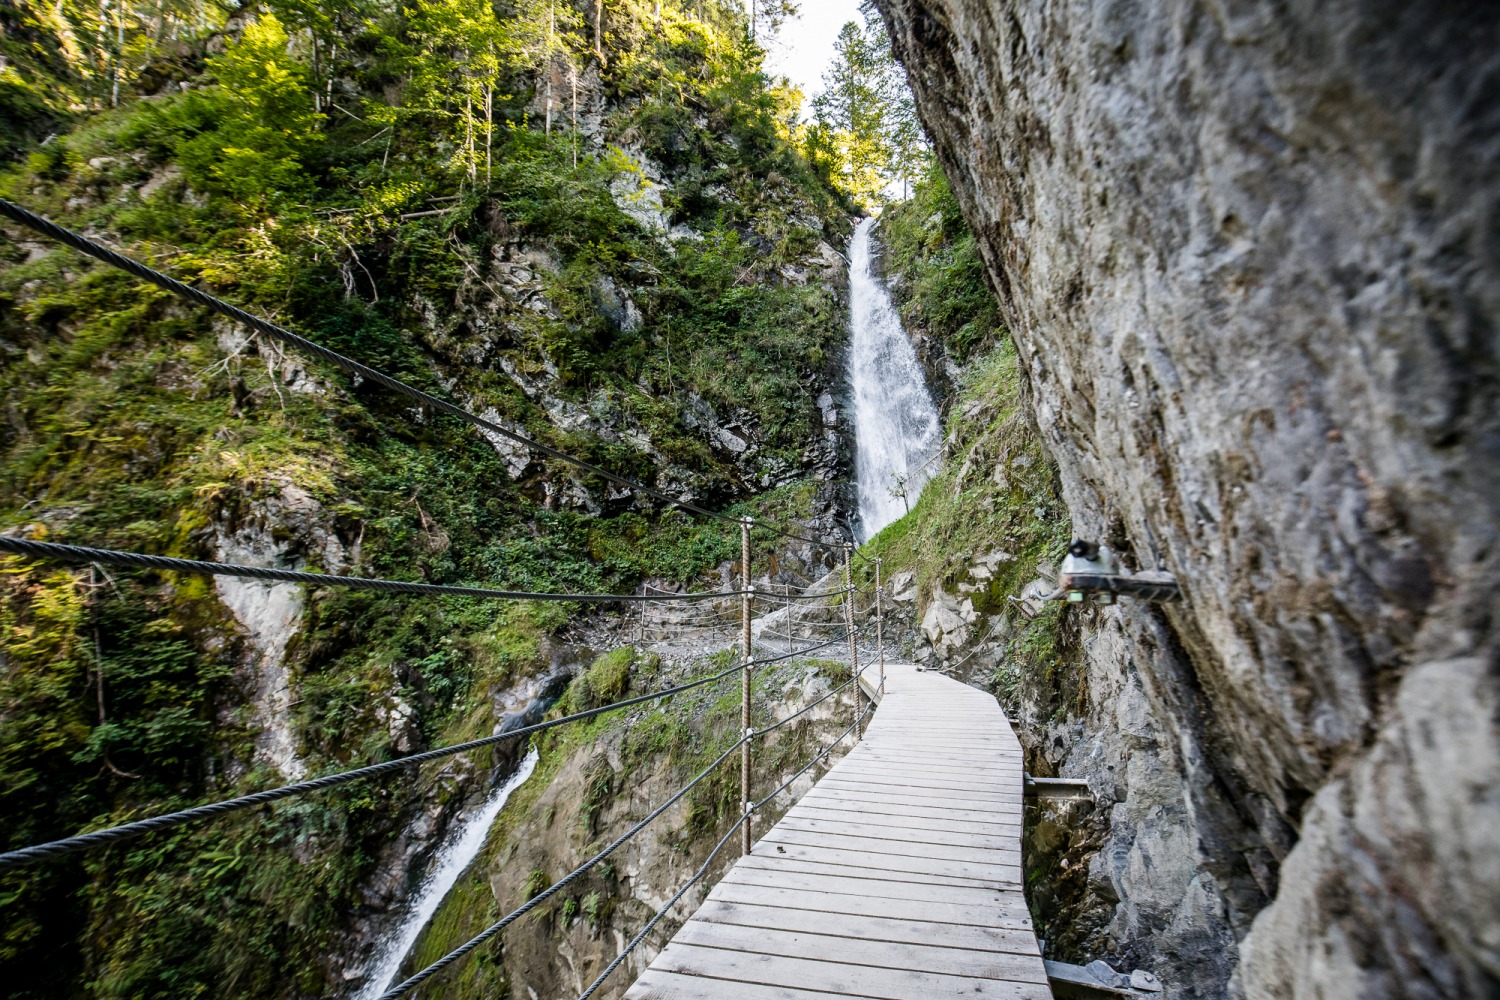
[{"xmin": 873, "ymin": 1, "xmax": 1500, "ymax": 996}]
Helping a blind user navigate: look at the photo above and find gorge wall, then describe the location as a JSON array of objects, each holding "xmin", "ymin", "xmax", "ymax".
[
  {"xmin": 874, "ymin": 1, "xmax": 1500, "ymax": 996},
  {"xmin": 0, "ymin": 6, "xmax": 860, "ymax": 996}
]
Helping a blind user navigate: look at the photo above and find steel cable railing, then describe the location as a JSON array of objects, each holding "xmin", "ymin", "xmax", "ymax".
[
  {"xmin": 0, "ymin": 199, "xmax": 912, "ymax": 996},
  {"xmin": 0, "ymin": 627, "xmax": 861, "ymax": 871},
  {"xmin": 576, "ymin": 701, "xmax": 877, "ymax": 1000},
  {"xmin": 0, "ymin": 537, "xmax": 753, "ymax": 605},
  {"xmin": 387, "ymin": 679, "xmax": 873, "ymax": 1000}
]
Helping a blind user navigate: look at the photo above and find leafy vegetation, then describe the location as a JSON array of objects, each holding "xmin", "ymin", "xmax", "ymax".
[
  {"xmin": 876, "ymin": 161, "xmax": 1006, "ymax": 363},
  {"xmin": 0, "ymin": 2, "xmax": 857, "ymax": 996}
]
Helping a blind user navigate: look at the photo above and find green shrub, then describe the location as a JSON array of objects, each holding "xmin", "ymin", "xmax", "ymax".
[{"xmin": 522, "ymin": 868, "xmax": 550, "ymax": 900}]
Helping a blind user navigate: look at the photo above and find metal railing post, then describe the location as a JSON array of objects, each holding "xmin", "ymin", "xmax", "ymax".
[
  {"xmin": 741, "ymin": 516, "xmax": 753, "ymax": 855},
  {"xmin": 875, "ymin": 557, "xmax": 885, "ymax": 699},
  {"xmin": 786, "ymin": 583, "xmax": 793, "ymax": 657},
  {"xmin": 844, "ymin": 543, "xmax": 861, "ymax": 740}
]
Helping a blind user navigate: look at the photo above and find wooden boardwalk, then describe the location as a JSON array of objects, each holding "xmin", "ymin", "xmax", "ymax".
[{"xmin": 625, "ymin": 661, "xmax": 1049, "ymax": 999}]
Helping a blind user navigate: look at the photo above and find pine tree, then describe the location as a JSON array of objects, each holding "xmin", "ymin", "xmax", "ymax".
[
  {"xmin": 810, "ymin": 9, "xmax": 929, "ymax": 206},
  {"xmin": 810, "ymin": 19, "xmax": 890, "ymax": 205}
]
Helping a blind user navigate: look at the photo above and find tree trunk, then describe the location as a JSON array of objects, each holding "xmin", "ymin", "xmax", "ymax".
[
  {"xmin": 545, "ymin": 4, "xmax": 555, "ymax": 134},
  {"xmin": 466, "ymin": 93, "xmax": 475, "ymax": 179}
]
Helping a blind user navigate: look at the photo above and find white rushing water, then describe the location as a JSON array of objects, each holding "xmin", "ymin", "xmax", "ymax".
[
  {"xmin": 847, "ymin": 216, "xmax": 942, "ymax": 541},
  {"xmin": 358, "ymin": 748, "xmax": 539, "ymax": 999}
]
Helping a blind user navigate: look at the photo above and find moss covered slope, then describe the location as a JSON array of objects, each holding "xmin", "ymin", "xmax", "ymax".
[{"xmin": 0, "ymin": 3, "xmax": 856, "ymax": 997}]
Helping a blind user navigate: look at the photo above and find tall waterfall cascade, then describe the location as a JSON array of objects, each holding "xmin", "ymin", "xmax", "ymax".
[
  {"xmin": 358, "ymin": 748, "xmax": 539, "ymax": 999},
  {"xmin": 847, "ymin": 217, "xmax": 942, "ymax": 541}
]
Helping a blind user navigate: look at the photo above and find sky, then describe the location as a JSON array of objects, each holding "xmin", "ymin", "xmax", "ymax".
[{"xmin": 762, "ymin": 0, "xmax": 868, "ymax": 118}]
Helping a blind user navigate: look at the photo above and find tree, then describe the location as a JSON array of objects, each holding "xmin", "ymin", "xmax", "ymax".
[
  {"xmin": 861, "ymin": 3, "xmax": 929, "ymax": 196},
  {"xmin": 809, "ymin": 9, "xmax": 929, "ymax": 206},
  {"xmin": 810, "ymin": 19, "xmax": 890, "ymax": 206},
  {"xmin": 505, "ymin": 0, "xmax": 583, "ymax": 135},
  {"xmin": 372, "ymin": 0, "xmax": 506, "ymax": 181},
  {"xmin": 180, "ymin": 13, "xmax": 323, "ymax": 207},
  {"xmin": 745, "ymin": 0, "xmax": 798, "ymax": 42}
]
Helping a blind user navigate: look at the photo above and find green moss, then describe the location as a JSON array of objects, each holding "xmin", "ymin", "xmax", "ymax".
[{"xmin": 589, "ymin": 648, "xmax": 635, "ymax": 705}]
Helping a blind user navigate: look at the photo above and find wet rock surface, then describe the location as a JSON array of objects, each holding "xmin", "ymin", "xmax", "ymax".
[{"xmin": 875, "ymin": 1, "xmax": 1500, "ymax": 996}]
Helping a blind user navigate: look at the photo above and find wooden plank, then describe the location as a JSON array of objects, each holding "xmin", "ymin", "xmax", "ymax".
[
  {"xmin": 733, "ymin": 852, "xmax": 1014, "ymax": 891},
  {"xmin": 791, "ymin": 788, "xmax": 1019, "ymax": 822},
  {"xmin": 817, "ymin": 771, "xmax": 1024, "ymax": 795},
  {"xmin": 721, "ymin": 862, "xmax": 1013, "ymax": 906},
  {"xmin": 824, "ymin": 771, "xmax": 1021, "ymax": 792},
  {"xmin": 748, "ymin": 838, "xmax": 1022, "ymax": 885},
  {"xmin": 772, "ymin": 815, "xmax": 1020, "ymax": 851},
  {"xmin": 832, "ymin": 764, "xmax": 1023, "ymax": 789},
  {"xmin": 840, "ymin": 751, "xmax": 1023, "ymax": 772},
  {"xmin": 646, "ymin": 942, "xmax": 1051, "ymax": 1000},
  {"xmin": 836, "ymin": 755, "xmax": 1020, "ymax": 773},
  {"xmin": 873, "ymin": 733, "xmax": 1012, "ymax": 741},
  {"xmin": 790, "ymin": 789, "xmax": 1021, "ymax": 820},
  {"xmin": 843, "ymin": 747, "xmax": 1017, "ymax": 761},
  {"xmin": 671, "ymin": 920, "xmax": 1050, "ymax": 984},
  {"xmin": 853, "ymin": 748, "xmax": 1022, "ymax": 766},
  {"xmin": 864, "ymin": 731, "xmax": 1014, "ymax": 741},
  {"xmin": 849, "ymin": 739, "xmax": 1017, "ymax": 753},
  {"xmin": 760, "ymin": 826, "xmax": 1021, "ymax": 867},
  {"xmin": 810, "ymin": 764, "xmax": 1018, "ymax": 787},
  {"xmin": 689, "ymin": 898, "xmax": 1042, "ymax": 957},
  {"xmin": 787, "ymin": 801, "xmax": 1021, "ymax": 837},
  {"xmin": 625, "ymin": 969, "xmax": 837, "ymax": 999},
  {"xmin": 706, "ymin": 880, "xmax": 1034, "ymax": 931},
  {"xmin": 815, "ymin": 777, "xmax": 1024, "ymax": 804}
]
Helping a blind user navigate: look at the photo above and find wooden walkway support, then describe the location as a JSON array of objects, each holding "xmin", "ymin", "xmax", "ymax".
[{"xmin": 625, "ymin": 661, "xmax": 1049, "ymax": 999}]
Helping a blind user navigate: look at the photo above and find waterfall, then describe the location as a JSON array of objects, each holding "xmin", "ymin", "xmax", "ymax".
[
  {"xmin": 847, "ymin": 217, "xmax": 942, "ymax": 541},
  {"xmin": 357, "ymin": 748, "xmax": 539, "ymax": 999}
]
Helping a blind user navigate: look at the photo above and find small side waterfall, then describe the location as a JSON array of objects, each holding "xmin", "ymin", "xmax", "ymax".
[
  {"xmin": 357, "ymin": 748, "xmax": 539, "ymax": 999},
  {"xmin": 847, "ymin": 217, "xmax": 942, "ymax": 541}
]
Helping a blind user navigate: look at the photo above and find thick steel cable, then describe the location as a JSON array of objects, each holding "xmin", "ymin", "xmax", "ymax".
[
  {"xmin": 0, "ymin": 658, "xmax": 745, "ymax": 871},
  {"xmin": 577, "ymin": 713, "xmax": 865, "ymax": 1000},
  {"xmin": 755, "ymin": 675, "xmax": 856, "ymax": 736},
  {"xmin": 384, "ymin": 650, "xmax": 874, "ymax": 999},
  {"xmin": 0, "ymin": 200, "xmax": 837, "ymax": 552},
  {"xmin": 748, "ymin": 590, "xmax": 835, "ymax": 603},
  {"xmin": 749, "ymin": 627, "xmax": 860, "ymax": 666},
  {"xmin": 0, "ymin": 536, "xmax": 749, "ymax": 604},
  {"xmin": 577, "ymin": 813, "xmax": 749, "ymax": 1000},
  {"xmin": 0, "ymin": 623, "xmax": 866, "ymax": 871},
  {"xmin": 758, "ymin": 704, "xmax": 871, "ymax": 809},
  {"xmin": 755, "ymin": 617, "xmax": 877, "ymax": 648},
  {"xmin": 756, "ymin": 623, "xmax": 850, "ymax": 641},
  {"xmin": 378, "ymin": 736, "xmax": 749, "ymax": 999}
]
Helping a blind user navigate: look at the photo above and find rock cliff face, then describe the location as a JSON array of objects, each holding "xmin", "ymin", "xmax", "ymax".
[{"xmin": 874, "ymin": 1, "xmax": 1500, "ymax": 996}]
